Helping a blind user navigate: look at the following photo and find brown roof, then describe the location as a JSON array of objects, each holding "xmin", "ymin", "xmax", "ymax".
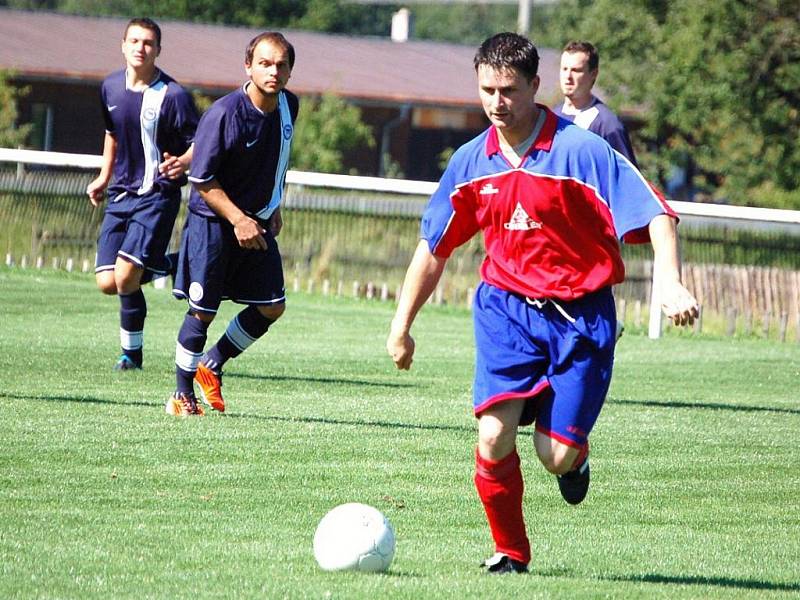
[{"xmin": 0, "ymin": 8, "xmax": 564, "ymax": 109}]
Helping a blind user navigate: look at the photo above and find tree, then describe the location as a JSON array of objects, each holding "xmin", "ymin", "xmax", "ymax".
[
  {"xmin": 535, "ymin": 0, "xmax": 800, "ymax": 208},
  {"xmin": 0, "ymin": 71, "xmax": 31, "ymax": 148},
  {"xmin": 290, "ymin": 93, "xmax": 374, "ymax": 174}
]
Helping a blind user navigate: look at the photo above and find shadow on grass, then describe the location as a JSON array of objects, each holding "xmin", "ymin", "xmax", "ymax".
[
  {"xmin": 596, "ymin": 572, "xmax": 800, "ymax": 593},
  {"xmin": 5, "ymin": 392, "xmax": 152, "ymax": 408},
  {"xmin": 609, "ymin": 397, "xmax": 800, "ymax": 416},
  {"xmin": 4, "ymin": 392, "xmax": 473, "ymax": 434},
  {"xmin": 227, "ymin": 372, "xmax": 416, "ymax": 389},
  {"xmin": 224, "ymin": 411, "xmax": 473, "ymax": 434}
]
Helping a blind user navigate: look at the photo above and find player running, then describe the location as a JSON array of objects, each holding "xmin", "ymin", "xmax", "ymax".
[
  {"xmin": 87, "ymin": 17, "xmax": 198, "ymax": 371},
  {"xmin": 167, "ymin": 32, "xmax": 299, "ymax": 416},
  {"xmin": 554, "ymin": 40, "xmax": 638, "ymax": 166},
  {"xmin": 387, "ymin": 32, "xmax": 698, "ymax": 574}
]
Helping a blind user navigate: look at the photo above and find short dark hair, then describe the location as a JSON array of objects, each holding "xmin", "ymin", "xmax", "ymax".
[
  {"xmin": 245, "ymin": 32, "xmax": 295, "ymax": 69},
  {"xmin": 124, "ymin": 17, "xmax": 161, "ymax": 48},
  {"xmin": 474, "ymin": 32, "xmax": 539, "ymax": 82},
  {"xmin": 563, "ymin": 40, "xmax": 599, "ymax": 72}
]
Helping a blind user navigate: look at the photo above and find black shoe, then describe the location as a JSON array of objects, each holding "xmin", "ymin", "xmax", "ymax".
[
  {"xmin": 557, "ymin": 457, "xmax": 590, "ymax": 505},
  {"xmin": 480, "ymin": 553, "xmax": 528, "ymax": 574}
]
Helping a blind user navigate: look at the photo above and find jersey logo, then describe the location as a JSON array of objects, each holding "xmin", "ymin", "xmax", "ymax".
[
  {"xmin": 479, "ymin": 183, "xmax": 499, "ymax": 195},
  {"xmin": 504, "ymin": 202, "xmax": 542, "ymax": 231},
  {"xmin": 246, "ymin": 139, "xmax": 258, "ymax": 148},
  {"xmin": 107, "ymin": 105, "xmax": 117, "ymax": 112}
]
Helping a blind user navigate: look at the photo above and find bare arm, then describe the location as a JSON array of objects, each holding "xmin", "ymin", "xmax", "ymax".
[
  {"xmin": 386, "ymin": 240, "xmax": 448, "ymax": 370},
  {"xmin": 86, "ymin": 132, "xmax": 117, "ymax": 207},
  {"xmin": 649, "ymin": 214, "xmax": 700, "ymax": 326},
  {"xmin": 159, "ymin": 143, "xmax": 194, "ymax": 180},
  {"xmin": 195, "ymin": 180, "xmax": 267, "ymax": 250}
]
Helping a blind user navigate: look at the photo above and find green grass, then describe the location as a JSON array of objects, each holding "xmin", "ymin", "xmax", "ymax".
[{"xmin": 1, "ymin": 267, "xmax": 799, "ymax": 599}]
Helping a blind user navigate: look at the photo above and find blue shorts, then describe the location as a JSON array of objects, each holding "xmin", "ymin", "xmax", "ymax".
[
  {"xmin": 173, "ymin": 211, "xmax": 285, "ymax": 314},
  {"xmin": 95, "ymin": 188, "xmax": 180, "ymax": 275},
  {"xmin": 472, "ymin": 282, "xmax": 616, "ymax": 449}
]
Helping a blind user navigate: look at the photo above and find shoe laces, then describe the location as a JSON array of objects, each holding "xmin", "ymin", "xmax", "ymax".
[{"xmin": 178, "ymin": 392, "xmax": 200, "ymax": 414}]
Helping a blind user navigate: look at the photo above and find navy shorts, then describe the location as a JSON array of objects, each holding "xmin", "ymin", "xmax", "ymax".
[
  {"xmin": 472, "ymin": 282, "xmax": 616, "ymax": 449},
  {"xmin": 173, "ymin": 211, "xmax": 285, "ymax": 314},
  {"xmin": 95, "ymin": 188, "xmax": 180, "ymax": 275}
]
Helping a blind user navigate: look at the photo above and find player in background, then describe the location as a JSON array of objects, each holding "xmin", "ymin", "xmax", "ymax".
[
  {"xmin": 387, "ymin": 32, "xmax": 698, "ymax": 574},
  {"xmin": 167, "ymin": 32, "xmax": 299, "ymax": 416},
  {"xmin": 87, "ymin": 17, "xmax": 198, "ymax": 371},
  {"xmin": 554, "ymin": 40, "xmax": 637, "ymax": 166}
]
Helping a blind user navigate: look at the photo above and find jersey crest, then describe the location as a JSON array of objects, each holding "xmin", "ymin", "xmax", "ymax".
[{"xmin": 503, "ymin": 202, "xmax": 542, "ymax": 231}]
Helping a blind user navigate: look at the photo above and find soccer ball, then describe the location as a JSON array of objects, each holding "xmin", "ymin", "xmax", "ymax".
[{"xmin": 313, "ymin": 503, "xmax": 396, "ymax": 573}]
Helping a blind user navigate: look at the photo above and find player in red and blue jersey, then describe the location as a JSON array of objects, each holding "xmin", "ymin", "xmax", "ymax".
[
  {"xmin": 554, "ymin": 40, "xmax": 637, "ymax": 166},
  {"xmin": 387, "ymin": 32, "xmax": 698, "ymax": 574},
  {"xmin": 87, "ymin": 18, "xmax": 198, "ymax": 371},
  {"xmin": 167, "ymin": 32, "xmax": 299, "ymax": 416}
]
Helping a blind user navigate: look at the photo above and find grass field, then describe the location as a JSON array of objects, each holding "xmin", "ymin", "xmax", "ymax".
[{"xmin": 1, "ymin": 267, "xmax": 799, "ymax": 599}]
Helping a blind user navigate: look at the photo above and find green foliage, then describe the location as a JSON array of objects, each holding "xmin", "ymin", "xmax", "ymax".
[
  {"xmin": 411, "ymin": 4, "xmax": 517, "ymax": 45},
  {"xmin": 538, "ymin": 0, "xmax": 800, "ymax": 209},
  {"xmin": 290, "ymin": 93, "xmax": 374, "ymax": 174},
  {"xmin": 0, "ymin": 70, "xmax": 31, "ymax": 148}
]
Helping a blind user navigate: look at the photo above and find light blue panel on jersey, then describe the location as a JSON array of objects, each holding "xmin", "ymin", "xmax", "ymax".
[
  {"xmin": 138, "ymin": 79, "xmax": 169, "ymax": 195},
  {"xmin": 255, "ymin": 91, "xmax": 293, "ymax": 221}
]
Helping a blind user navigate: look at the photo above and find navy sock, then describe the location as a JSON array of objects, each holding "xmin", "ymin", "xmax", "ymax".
[
  {"xmin": 175, "ymin": 312, "xmax": 210, "ymax": 394},
  {"xmin": 204, "ymin": 306, "xmax": 274, "ymax": 372},
  {"xmin": 119, "ymin": 289, "xmax": 146, "ymax": 367}
]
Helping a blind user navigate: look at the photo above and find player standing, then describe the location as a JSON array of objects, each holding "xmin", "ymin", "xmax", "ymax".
[
  {"xmin": 554, "ymin": 40, "xmax": 637, "ymax": 166},
  {"xmin": 386, "ymin": 32, "xmax": 698, "ymax": 574},
  {"xmin": 87, "ymin": 17, "xmax": 198, "ymax": 371},
  {"xmin": 167, "ymin": 32, "xmax": 299, "ymax": 416}
]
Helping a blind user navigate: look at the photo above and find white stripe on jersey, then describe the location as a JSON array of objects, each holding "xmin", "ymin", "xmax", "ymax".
[
  {"xmin": 138, "ymin": 79, "xmax": 169, "ymax": 195},
  {"xmin": 256, "ymin": 91, "xmax": 293, "ymax": 220}
]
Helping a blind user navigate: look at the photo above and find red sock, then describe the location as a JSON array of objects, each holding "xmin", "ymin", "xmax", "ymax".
[{"xmin": 474, "ymin": 447, "xmax": 530, "ymax": 564}]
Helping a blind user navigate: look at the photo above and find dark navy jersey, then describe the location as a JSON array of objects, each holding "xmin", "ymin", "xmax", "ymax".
[
  {"xmin": 553, "ymin": 96, "xmax": 637, "ymax": 167},
  {"xmin": 187, "ymin": 84, "xmax": 299, "ymax": 219},
  {"xmin": 100, "ymin": 69, "xmax": 199, "ymax": 198},
  {"xmin": 421, "ymin": 106, "xmax": 675, "ymax": 301}
]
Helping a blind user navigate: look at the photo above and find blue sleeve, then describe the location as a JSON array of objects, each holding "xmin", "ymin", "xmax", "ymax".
[
  {"xmin": 188, "ymin": 103, "xmax": 230, "ymax": 184},
  {"xmin": 171, "ymin": 89, "xmax": 200, "ymax": 147},
  {"xmin": 100, "ymin": 83, "xmax": 114, "ymax": 134}
]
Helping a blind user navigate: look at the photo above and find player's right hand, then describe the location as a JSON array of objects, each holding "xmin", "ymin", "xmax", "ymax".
[
  {"xmin": 86, "ymin": 177, "xmax": 106, "ymax": 207},
  {"xmin": 233, "ymin": 215, "xmax": 268, "ymax": 250},
  {"xmin": 386, "ymin": 330, "xmax": 415, "ymax": 370}
]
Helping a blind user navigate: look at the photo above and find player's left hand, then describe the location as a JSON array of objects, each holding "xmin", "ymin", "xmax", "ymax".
[
  {"xmin": 660, "ymin": 281, "xmax": 700, "ymax": 326},
  {"xmin": 158, "ymin": 152, "xmax": 186, "ymax": 180}
]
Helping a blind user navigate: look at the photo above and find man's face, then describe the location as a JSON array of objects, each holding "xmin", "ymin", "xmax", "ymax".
[
  {"xmin": 246, "ymin": 39, "xmax": 292, "ymax": 97},
  {"xmin": 559, "ymin": 51, "xmax": 596, "ymax": 102},
  {"xmin": 122, "ymin": 25, "xmax": 160, "ymax": 71},
  {"xmin": 477, "ymin": 64, "xmax": 539, "ymax": 139}
]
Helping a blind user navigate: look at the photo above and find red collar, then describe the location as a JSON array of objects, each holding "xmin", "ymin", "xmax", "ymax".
[{"xmin": 485, "ymin": 105, "xmax": 556, "ymax": 157}]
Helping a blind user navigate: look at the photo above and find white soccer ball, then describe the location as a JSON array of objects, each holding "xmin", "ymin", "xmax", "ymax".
[{"xmin": 313, "ymin": 503, "xmax": 396, "ymax": 573}]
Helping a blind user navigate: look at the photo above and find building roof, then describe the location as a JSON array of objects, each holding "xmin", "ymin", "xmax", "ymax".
[{"xmin": 0, "ymin": 8, "xmax": 564, "ymax": 109}]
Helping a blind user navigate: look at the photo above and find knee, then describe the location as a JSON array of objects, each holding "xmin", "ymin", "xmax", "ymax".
[
  {"xmin": 96, "ymin": 272, "xmax": 117, "ymax": 295},
  {"xmin": 191, "ymin": 310, "xmax": 215, "ymax": 325},
  {"xmin": 535, "ymin": 438, "xmax": 579, "ymax": 475},
  {"xmin": 257, "ymin": 303, "xmax": 285, "ymax": 322},
  {"xmin": 478, "ymin": 418, "xmax": 517, "ymax": 462}
]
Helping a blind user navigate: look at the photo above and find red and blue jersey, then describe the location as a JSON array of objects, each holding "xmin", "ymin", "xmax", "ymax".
[{"xmin": 421, "ymin": 106, "xmax": 675, "ymax": 301}]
